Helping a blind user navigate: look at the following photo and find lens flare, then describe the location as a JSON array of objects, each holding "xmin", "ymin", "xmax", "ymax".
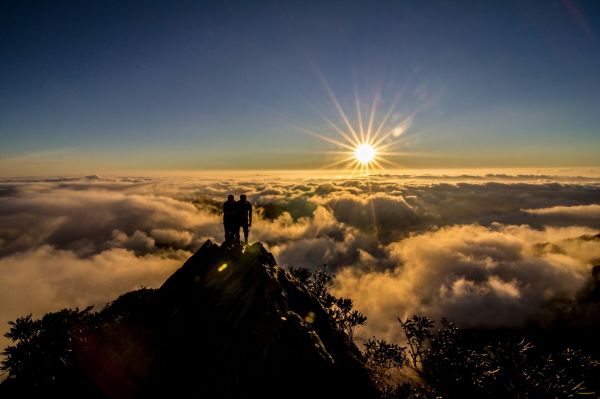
[{"xmin": 217, "ymin": 263, "xmax": 228, "ymax": 272}]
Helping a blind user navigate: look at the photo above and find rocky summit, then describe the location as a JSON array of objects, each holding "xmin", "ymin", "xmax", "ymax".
[
  {"xmin": 1, "ymin": 241, "xmax": 377, "ymax": 398},
  {"xmin": 144, "ymin": 240, "xmax": 376, "ymax": 398}
]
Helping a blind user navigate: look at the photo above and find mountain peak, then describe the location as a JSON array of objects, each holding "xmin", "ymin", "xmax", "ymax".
[
  {"xmin": 150, "ymin": 239, "xmax": 376, "ymax": 397},
  {"xmin": 8, "ymin": 240, "xmax": 376, "ymax": 398}
]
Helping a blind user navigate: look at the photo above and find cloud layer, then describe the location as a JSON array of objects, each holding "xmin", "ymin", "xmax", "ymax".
[
  {"xmin": 333, "ymin": 224, "xmax": 599, "ymax": 341},
  {"xmin": 1, "ymin": 172, "xmax": 599, "ymax": 347},
  {"xmin": 0, "ymin": 246, "xmax": 186, "ymax": 351}
]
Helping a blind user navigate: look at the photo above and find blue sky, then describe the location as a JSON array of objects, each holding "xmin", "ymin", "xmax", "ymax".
[{"xmin": 1, "ymin": 0, "xmax": 599, "ymax": 174}]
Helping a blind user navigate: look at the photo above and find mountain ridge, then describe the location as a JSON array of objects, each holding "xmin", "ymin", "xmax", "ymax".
[{"xmin": 1, "ymin": 240, "xmax": 377, "ymax": 398}]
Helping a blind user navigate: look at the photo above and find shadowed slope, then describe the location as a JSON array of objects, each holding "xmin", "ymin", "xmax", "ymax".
[{"xmin": 148, "ymin": 240, "xmax": 376, "ymax": 397}]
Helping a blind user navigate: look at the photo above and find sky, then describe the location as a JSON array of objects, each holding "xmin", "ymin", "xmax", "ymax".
[{"xmin": 1, "ymin": 0, "xmax": 600, "ymax": 175}]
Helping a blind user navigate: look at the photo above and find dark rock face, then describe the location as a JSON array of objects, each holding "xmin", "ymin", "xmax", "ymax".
[{"xmin": 75, "ymin": 241, "xmax": 377, "ymax": 398}]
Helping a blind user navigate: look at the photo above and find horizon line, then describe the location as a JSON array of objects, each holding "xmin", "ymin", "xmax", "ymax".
[{"xmin": 2, "ymin": 166, "xmax": 600, "ymax": 179}]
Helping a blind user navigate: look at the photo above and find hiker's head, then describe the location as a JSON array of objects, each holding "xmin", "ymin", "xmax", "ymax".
[
  {"xmin": 227, "ymin": 194, "xmax": 234, "ymax": 201},
  {"xmin": 240, "ymin": 194, "xmax": 247, "ymax": 201}
]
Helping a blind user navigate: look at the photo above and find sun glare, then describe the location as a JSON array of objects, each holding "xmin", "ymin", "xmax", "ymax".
[
  {"xmin": 355, "ymin": 143, "xmax": 376, "ymax": 165},
  {"xmin": 295, "ymin": 76, "xmax": 420, "ymax": 174}
]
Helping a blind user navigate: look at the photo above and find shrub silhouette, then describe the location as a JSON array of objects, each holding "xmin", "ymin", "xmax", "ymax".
[
  {"xmin": 289, "ymin": 265, "xmax": 367, "ymax": 340},
  {"xmin": 1, "ymin": 307, "xmax": 98, "ymax": 395},
  {"xmin": 398, "ymin": 315, "xmax": 434, "ymax": 370},
  {"xmin": 394, "ymin": 315, "xmax": 600, "ymax": 399},
  {"xmin": 363, "ymin": 338, "xmax": 407, "ymax": 395}
]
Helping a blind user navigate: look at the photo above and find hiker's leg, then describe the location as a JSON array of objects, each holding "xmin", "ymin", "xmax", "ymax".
[
  {"xmin": 236, "ymin": 225, "xmax": 241, "ymax": 244},
  {"xmin": 242, "ymin": 225, "xmax": 249, "ymax": 244}
]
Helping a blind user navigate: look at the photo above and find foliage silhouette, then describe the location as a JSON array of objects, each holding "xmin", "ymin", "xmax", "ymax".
[
  {"xmin": 288, "ymin": 265, "xmax": 367, "ymax": 340},
  {"xmin": 1, "ymin": 307, "xmax": 99, "ymax": 396},
  {"xmin": 363, "ymin": 338, "xmax": 407, "ymax": 395},
  {"xmin": 398, "ymin": 315, "xmax": 434, "ymax": 370},
  {"xmin": 392, "ymin": 315, "xmax": 600, "ymax": 399}
]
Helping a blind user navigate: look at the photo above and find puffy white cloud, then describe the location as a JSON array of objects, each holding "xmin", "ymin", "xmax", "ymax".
[
  {"xmin": 0, "ymin": 245, "xmax": 186, "ymax": 352},
  {"xmin": 316, "ymin": 192, "xmax": 420, "ymax": 239},
  {"xmin": 333, "ymin": 224, "xmax": 599, "ymax": 342},
  {"xmin": 108, "ymin": 230, "xmax": 156, "ymax": 252},
  {"xmin": 0, "ymin": 186, "xmax": 222, "ymax": 256},
  {"xmin": 523, "ymin": 204, "xmax": 600, "ymax": 227},
  {"xmin": 149, "ymin": 228, "xmax": 194, "ymax": 248}
]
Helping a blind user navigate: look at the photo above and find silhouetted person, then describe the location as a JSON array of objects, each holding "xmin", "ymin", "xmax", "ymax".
[
  {"xmin": 236, "ymin": 194, "xmax": 252, "ymax": 244},
  {"xmin": 223, "ymin": 194, "xmax": 237, "ymax": 243}
]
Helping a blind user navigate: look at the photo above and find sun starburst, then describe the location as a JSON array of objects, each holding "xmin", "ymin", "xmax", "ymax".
[{"xmin": 296, "ymin": 77, "xmax": 422, "ymax": 175}]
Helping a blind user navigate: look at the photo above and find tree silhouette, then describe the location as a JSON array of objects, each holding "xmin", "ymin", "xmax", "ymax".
[{"xmin": 1, "ymin": 307, "xmax": 96, "ymax": 395}]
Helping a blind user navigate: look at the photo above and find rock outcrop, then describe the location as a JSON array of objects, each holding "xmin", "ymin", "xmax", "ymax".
[{"xmin": 20, "ymin": 240, "xmax": 377, "ymax": 398}]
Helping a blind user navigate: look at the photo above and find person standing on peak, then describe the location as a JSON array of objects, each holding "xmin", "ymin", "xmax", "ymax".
[
  {"xmin": 223, "ymin": 194, "xmax": 237, "ymax": 243},
  {"xmin": 236, "ymin": 194, "xmax": 252, "ymax": 244}
]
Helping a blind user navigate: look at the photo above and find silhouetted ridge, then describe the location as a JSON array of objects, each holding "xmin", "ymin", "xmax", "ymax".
[{"xmin": 10, "ymin": 240, "xmax": 376, "ymax": 398}]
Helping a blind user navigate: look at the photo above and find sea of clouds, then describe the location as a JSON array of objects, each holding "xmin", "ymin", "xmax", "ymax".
[{"xmin": 1, "ymin": 171, "xmax": 600, "ymax": 347}]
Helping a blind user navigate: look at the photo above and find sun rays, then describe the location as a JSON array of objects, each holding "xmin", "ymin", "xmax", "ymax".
[{"xmin": 297, "ymin": 78, "xmax": 420, "ymax": 175}]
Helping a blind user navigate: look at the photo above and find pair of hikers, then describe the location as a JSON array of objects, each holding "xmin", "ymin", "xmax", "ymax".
[{"xmin": 223, "ymin": 194, "xmax": 253, "ymax": 244}]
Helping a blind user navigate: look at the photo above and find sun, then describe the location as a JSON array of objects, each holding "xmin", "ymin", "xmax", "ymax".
[
  {"xmin": 293, "ymin": 76, "xmax": 421, "ymax": 174},
  {"xmin": 355, "ymin": 143, "xmax": 376, "ymax": 165}
]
